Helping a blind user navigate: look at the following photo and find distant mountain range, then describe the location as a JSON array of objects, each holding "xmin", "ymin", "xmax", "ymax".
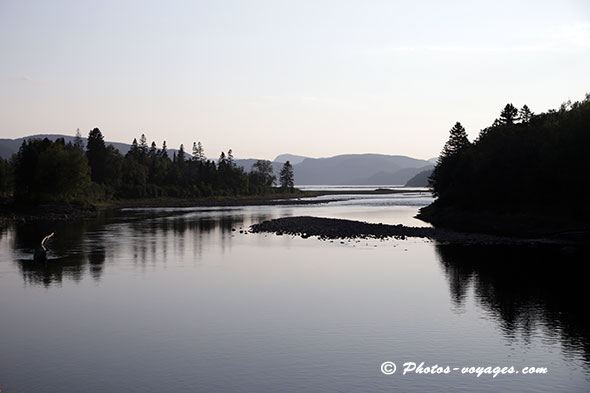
[{"xmin": 1, "ymin": 134, "xmax": 435, "ymax": 186}]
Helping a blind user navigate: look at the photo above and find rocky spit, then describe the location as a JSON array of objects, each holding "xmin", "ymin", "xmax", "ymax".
[{"xmin": 249, "ymin": 216, "xmax": 581, "ymax": 245}]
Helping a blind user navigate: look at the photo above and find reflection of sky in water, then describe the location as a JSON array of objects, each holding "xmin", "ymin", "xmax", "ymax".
[{"xmin": 122, "ymin": 192, "xmax": 435, "ymax": 227}]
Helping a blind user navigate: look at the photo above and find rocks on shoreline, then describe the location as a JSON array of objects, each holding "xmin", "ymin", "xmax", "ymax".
[{"xmin": 249, "ymin": 216, "xmax": 584, "ymax": 245}]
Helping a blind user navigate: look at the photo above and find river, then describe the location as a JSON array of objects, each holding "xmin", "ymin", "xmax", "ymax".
[{"xmin": 0, "ymin": 190, "xmax": 588, "ymax": 392}]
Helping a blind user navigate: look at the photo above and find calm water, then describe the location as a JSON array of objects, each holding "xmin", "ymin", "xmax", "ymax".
[{"xmin": 1, "ymin": 192, "xmax": 589, "ymax": 392}]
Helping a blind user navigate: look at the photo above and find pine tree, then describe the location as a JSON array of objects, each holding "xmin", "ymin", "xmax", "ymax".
[
  {"xmin": 499, "ymin": 103, "xmax": 519, "ymax": 124},
  {"xmin": 177, "ymin": 144, "xmax": 185, "ymax": 166},
  {"xmin": 130, "ymin": 138, "xmax": 139, "ymax": 157},
  {"xmin": 227, "ymin": 149, "xmax": 235, "ymax": 167},
  {"xmin": 139, "ymin": 134, "xmax": 148, "ymax": 157},
  {"xmin": 279, "ymin": 161, "xmax": 294, "ymax": 191},
  {"xmin": 519, "ymin": 105, "xmax": 533, "ymax": 123},
  {"xmin": 149, "ymin": 141, "xmax": 157, "ymax": 158},
  {"xmin": 161, "ymin": 141, "xmax": 168, "ymax": 158},
  {"xmin": 192, "ymin": 141, "xmax": 205, "ymax": 161},
  {"xmin": 440, "ymin": 122, "xmax": 470, "ymax": 159},
  {"xmin": 218, "ymin": 151, "xmax": 227, "ymax": 166},
  {"xmin": 86, "ymin": 128, "xmax": 107, "ymax": 183},
  {"xmin": 73, "ymin": 128, "xmax": 84, "ymax": 151}
]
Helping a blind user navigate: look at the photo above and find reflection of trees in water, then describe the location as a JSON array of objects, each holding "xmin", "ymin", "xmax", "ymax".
[
  {"xmin": 123, "ymin": 210, "xmax": 247, "ymax": 261},
  {"xmin": 13, "ymin": 220, "xmax": 96, "ymax": 286},
  {"xmin": 18, "ymin": 253, "xmax": 87, "ymax": 287},
  {"xmin": 12, "ymin": 210, "xmax": 252, "ymax": 286},
  {"xmin": 87, "ymin": 247, "xmax": 106, "ymax": 280},
  {"xmin": 436, "ymin": 244, "xmax": 590, "ymax": 365}
]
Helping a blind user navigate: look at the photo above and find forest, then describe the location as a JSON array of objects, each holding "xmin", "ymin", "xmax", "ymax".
[
  {"xmin": 0, "ymin": 128, "xmax": 295, "ymax": 204},
  {"xmin": 422, "ymin": 94, "xmax": 590, "ymax": 232}
]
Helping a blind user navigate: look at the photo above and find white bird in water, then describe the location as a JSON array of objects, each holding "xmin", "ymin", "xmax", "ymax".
[{"xmin": 33, "ymin": 232, "xmax": 54, "ymax": 261}]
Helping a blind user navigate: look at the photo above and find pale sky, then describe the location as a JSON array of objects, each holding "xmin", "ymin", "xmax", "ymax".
[{"xmin": 1, "ymin": 0, "xmax": 589, "ymax": 160}]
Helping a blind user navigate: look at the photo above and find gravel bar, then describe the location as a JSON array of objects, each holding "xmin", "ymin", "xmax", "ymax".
[{"xmin": 250, "ymin": 216, "xmax": 580, "ymax": 245}]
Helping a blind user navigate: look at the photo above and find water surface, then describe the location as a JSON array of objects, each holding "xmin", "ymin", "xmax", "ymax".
[{"xmin": 1, "ymin": 192, "xmax": 588, "ymax": 392}]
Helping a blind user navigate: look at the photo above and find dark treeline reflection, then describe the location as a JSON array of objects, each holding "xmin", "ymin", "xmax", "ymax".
[
  {"xmin": 436, "ymin": 244, "xmax": 590, "ymax": 365},
  {"xmin": 11, "ymin": 209, "xmax": 263, "ymax": 287}
]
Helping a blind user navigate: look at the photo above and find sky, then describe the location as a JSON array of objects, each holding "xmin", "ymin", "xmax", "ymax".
[{"xmin": 0, "ymin": 0, "xmax": 589, "ymax": 160}]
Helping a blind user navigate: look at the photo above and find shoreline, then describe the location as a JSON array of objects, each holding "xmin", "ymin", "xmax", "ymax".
[
  {"xmin": 416, "ymin": 203, "xmax": 590, "ymax": 243},
  {"xmin": 0, "ymin": 188, "xmax": 429, "ymax": 223}
]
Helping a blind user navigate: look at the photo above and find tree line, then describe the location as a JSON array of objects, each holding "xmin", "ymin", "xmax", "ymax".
[
  {"xmin": 0, "ymin": 128, "xmax": 296, "ymax": 203},
  {"xmin": 428, "ymin": 94, "xmax": 590, "ymax": 224}
]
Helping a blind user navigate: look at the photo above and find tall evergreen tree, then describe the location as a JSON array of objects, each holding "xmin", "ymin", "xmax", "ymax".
[
  {"xmin": 139, "ymin": 134, "xmax": 148, "ymax": 157},
  {"xmin": 218, "ymin": 151, "xmax": 227, "ymax": 167},
  {"xmin": 430, "ymin": 122, "xmax": 472, "ymax": 198},
  {"xmin": 499, "ymin": 103, "xmax": 519, "ymax": 125},
  {"xmin": 161, "ymin": 141, "xmax": 168, "ymax": 158},
  {"xmin": 279, "ymin": 161, "xmax": 294, "ymax": 191},
  {"xmin": 193, "ymin": 141, "xmax": 205, "ymax": 161},
  {"xmin": 149, "ymin": 141, "xmax": 158, "ymax": 159},
  {"xmin": 440, "ymin": 122, "xmax": 470, "ymax": 159},
  {"xmin": 73, "ymin": 128, "xmax": 84, "ymax": 151},
  {"xmin": 519, "ymin": 105, "xmax": 533, "ymax": 123},
  {"xmin": 0, "ymin": 158, "xmax": 12, "ymax": 196},
  {"xmin": 227, "ymin": 149, "xmax": 235, "ymax": 167},
  {"xmin": 130, "ymin": 138, "xmax": 139, "ymax": 157},
  {"xmin": 86, "ymin": 128, "xmax": 107, "ymax": 183}
]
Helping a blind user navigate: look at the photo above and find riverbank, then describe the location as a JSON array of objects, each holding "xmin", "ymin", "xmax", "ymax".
[
  {"xmin": 1, "ymin": 195, "xmax": 317, "ymax": 222},
  {"xmin": 417, "ymin": 202, "xmax": 590, "ymax": 243},
  {"xmin": 98, "ymin": 192, "xmax": 334, "ymax": 209},
  {"xmin": 0, "ymin": 201, "xmax": 99, "ymax": 223},
  {"xmin": 0, "ymin": 188, "xmax": 430, "ymax": 223},
  {"xmin": 249, "ymin": 216, "xmax": 588, "ymax": 245}
]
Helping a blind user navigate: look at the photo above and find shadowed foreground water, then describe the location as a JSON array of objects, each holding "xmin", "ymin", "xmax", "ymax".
[{"xmin": 0, "ymin": 196, "xmax": 589, "ymax": 392}]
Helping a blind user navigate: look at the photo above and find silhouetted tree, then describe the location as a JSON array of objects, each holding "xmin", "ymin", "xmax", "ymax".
[
  {"xmin": 227, "ymin": 149, "xmax": 235, "ymax": 167},
  {"xmin": 149, "ymin": 141, "xmax": 158, "ymax": 159},
  {"xmin": 250, "ymin": 160, "xmax": 276, "ymax": 193},
  {"xmin": 161, "ymin": 141, "xmax": 168, "ymax": 158},
  {"xmin": 73, "ymin": 128, "xmax": 84, "ymax": 151},
  {"xmin": 519, "ymin": 105, "xmax": 533, "ymax": 123},
  {"xmin": 440, "ymin": 122, "xmax": 470, "ymax": 158},
  {"xmin": 430, "ymin": 122, "xmax": 472, "ymax": 199},
  {"xmin": 139, "ymin": 134, "xmax": 148, "ymax": 160},
  {"xmin": 279, "ymin": 161, "xmax": 294, "ymax": 191},
  {"xmin": 129, "ymin": 138, "xmax": 139, "ymax": 158},
  {"xmin": 0, "ymin": 158, "xmax": 12, "ymax": 196},
  {"xmin": 499, "ymin": 103, "xmax": 519, "ymax": 125},
  {"xmin": 177, "ymin": 144, "xmax": 185, "ymax": 166},
  {"xmin": 193, "ymin": 141, "xmax": 205, "ymax": 161},
  {"xmin": 218, "ymin": 151, "xmax": 227, "ymax": 167},
  {"xmin": 86, "ymin": 128, "xmax": 107, "ymax": 183}
]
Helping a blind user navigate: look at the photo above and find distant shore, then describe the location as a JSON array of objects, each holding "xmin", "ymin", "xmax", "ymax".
[{"xmin": 0, "ymin": 188, "xmax": 426, "ymax": 223}]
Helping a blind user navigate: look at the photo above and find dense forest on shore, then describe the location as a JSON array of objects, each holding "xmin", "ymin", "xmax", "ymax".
[
  {"xmin": 420, "ymin": 94, "xmax": 590, "ymax": 234},
  {"xmin": 0, "ymin": 128, "xmax": 295, "ymax": 205}
]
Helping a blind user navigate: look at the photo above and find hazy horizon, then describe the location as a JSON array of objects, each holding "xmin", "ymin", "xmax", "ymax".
[{"xmin": 1, "ymin": 0, "xmax": 589, "ymax": 161}]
